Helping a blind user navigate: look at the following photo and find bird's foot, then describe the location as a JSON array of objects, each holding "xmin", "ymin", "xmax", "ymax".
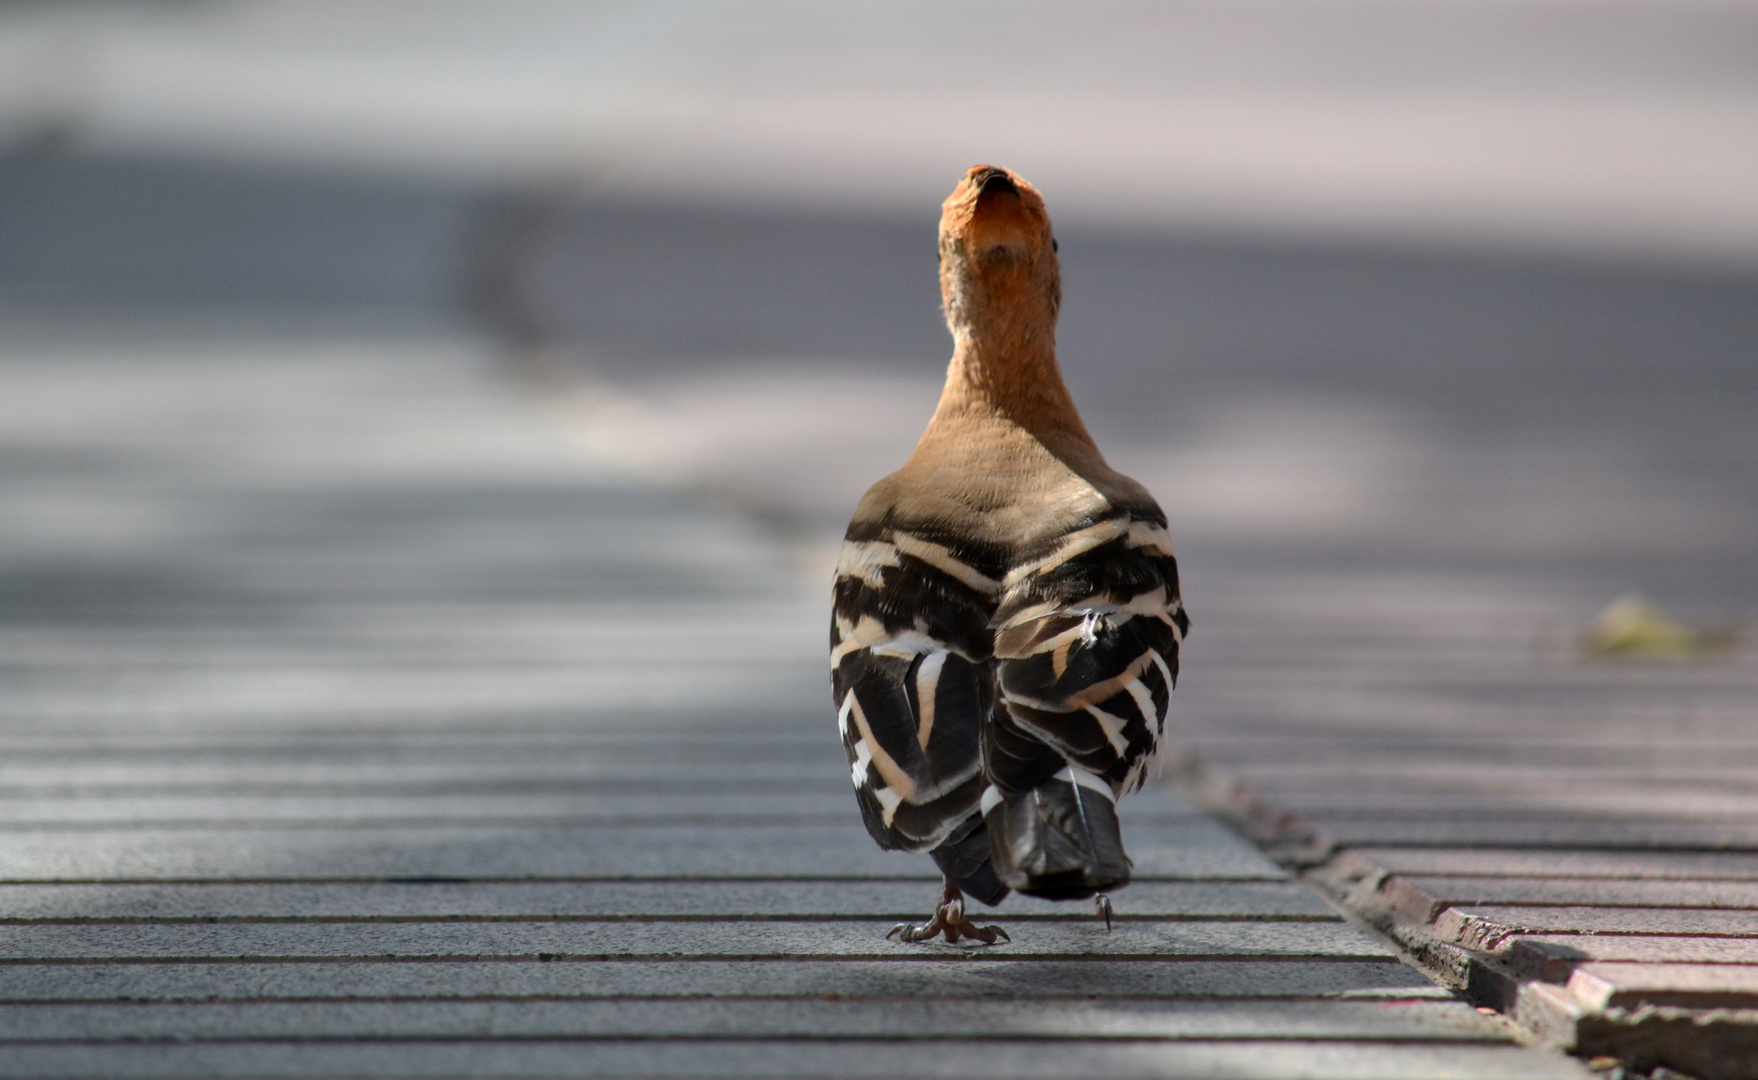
[
  {"xmin": 1095, "ymin": 894, "xmax": 1113, "ymax": 933},
  {"xmin": 887, "ymin": 886, "xmax": 1009, "ymax": 946}
]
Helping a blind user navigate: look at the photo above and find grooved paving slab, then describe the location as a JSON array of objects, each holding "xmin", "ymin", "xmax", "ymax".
[
  {"xmin": 0, "ymin": 919, "xmax": 1392, "ymax": 962},
  {"xmin": 1455, "ymin": 905, "xmax": 1758, "ymax": 936},
  {"xmin": 0, "ymin": 820, "xmax": 1278, "ymax": 881},
  {"xmin": 0, "ymin": 1041, "xmax": 1588, "ymax": 1080},
  {"xmin": 0, "ymin": 997, "xmax": 1515, "ymax": 1041},
  {"xmin": 0, "ymin": 960, "xmax": 1435, "ymax": 1003},
  {"xmin": 1359, "ymin": 848, "xmax": 1758, "ymax": 880},
  {"xmin": 1400, "ymin": 877, "xmax": 1758, "ymax": 908},
  {"xmin": 0, "ymin": 880, "xmax": 1337, "ymax": 920},
  {"xmin": 1170, "ymin": 576, "xmax": 1758, "ymax": 1078},
  {"xmin": 0, "ymin": 328, "xmax": 1581, "ymax": 1077}
]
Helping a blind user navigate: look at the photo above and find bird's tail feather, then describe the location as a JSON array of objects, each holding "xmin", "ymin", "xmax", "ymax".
[{"xmin": 982, "ymin": 767, "xmax": 1129, "ymax": 900}]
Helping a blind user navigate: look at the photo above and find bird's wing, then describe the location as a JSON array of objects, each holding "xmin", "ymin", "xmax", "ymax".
[
  {"xmin": 830, "ymin": 521, "xmax": 1002, "ymax": 854},
  {"xmin": 989, "ymin": 512, "xmax": 1187, "ymax": 798}
]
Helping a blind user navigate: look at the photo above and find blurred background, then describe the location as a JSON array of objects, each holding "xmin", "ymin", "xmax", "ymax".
[
  {"xmin": 4, "ymin": 11, "xmax": 1755, "ymax": 1068},
  {"xmin": 2, "ymin": 0, "xmax": 1755, "ymax": 613}
]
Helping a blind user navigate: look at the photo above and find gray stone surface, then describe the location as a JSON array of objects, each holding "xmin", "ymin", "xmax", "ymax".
[
  {"xmin": 0, "ymin": 919, "xmax": 1393, "ymax": 962},
  {"xmin": 0, "ymin": 998, "xmax": 1512, "ymax": 1042},
  {"xmin": 0, "ymin": 879, "xmax": 1335, "ymax": 919},
  {"xmin": 0, "ymin": 960, "xmax": 1436, "ymax": 1003},
  {"xmin": 0, "ymin": 325, "xmax": 1582, "ymax": 1077},
  {"xmin": 0, "ymin": 1041, "xmax": 1589, "ymax": 1080}
]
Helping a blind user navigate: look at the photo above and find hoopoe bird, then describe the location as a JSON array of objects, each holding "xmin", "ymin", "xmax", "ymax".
[{"xmin": 830, "ymin": 166, "xmax": 1188, "ymax": 944}]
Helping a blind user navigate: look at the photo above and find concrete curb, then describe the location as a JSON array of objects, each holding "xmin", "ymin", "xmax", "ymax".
[{"xmin": 1163, "ymin": 748, "xmax": 1758, "ymax": 1080}]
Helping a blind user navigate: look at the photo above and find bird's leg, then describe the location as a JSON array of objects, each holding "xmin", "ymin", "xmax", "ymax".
[
  {"xmin": 887, "ymin": 878, "xmax": 1010, "ymax": 945},
  {"xmin": 1095, "ymin": 894, "xmax": 1113, "ymax": 933}
]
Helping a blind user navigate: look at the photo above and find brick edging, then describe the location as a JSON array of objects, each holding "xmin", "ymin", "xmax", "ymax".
[{"xmin": 1159, "ymin": 748, "xmax": 1758, "ymax": 1080}]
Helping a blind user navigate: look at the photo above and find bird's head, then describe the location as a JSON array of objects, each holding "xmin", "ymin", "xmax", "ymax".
[{"xmin": 938, "ymin": 165, "xmax": 1060, "ymax": 346}]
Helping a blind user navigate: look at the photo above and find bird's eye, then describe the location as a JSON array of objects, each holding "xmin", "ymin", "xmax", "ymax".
[{"xmin": 1052, "ymin": 238, "xmax": 1059, "ymax": 253}]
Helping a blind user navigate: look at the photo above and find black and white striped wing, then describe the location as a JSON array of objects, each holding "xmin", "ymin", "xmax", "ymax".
[
  {"xmin": 989, "ymin": 515, "xmax": 1187, "ymax": 798},
  {"xmin": 829, "ymin": 527, "xmax": 1002, "ymax": 854}
]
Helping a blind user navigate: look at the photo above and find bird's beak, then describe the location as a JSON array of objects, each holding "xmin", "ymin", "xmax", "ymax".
[
  {"xmin": 965, "ymin": 171, "xmax": 1034, "ymax": 262},
  {"xmin": 973, "ymin": 168, "xmax": 1018, "ymax": 198}
]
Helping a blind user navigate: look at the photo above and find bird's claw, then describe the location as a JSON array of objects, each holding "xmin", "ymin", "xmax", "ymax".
[
  {"xmin": 887, "ymin": 894, "xmax": 1008, "ymax": 946},
  {"xmin": 1095, "ymin": 894, "xmax": 1114, "ymax": 933},
  {"xmin": 955, "ymin": 920, "xmax": 1009, "ymax": 945}
]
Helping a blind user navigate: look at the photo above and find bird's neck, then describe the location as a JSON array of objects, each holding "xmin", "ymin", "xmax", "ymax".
[{"xmin": 928, "ymin": 325, "xmax": 1095, "ymax": 453}]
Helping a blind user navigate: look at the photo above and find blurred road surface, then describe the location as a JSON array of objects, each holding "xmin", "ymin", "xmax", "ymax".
[{"xmin": 1, "ymin": 0, "xmax": 1755, "ymax": 262}]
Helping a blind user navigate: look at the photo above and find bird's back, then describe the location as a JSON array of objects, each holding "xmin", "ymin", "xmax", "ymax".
[{"xmin": 832, "ymin": 417, "xmax": 1186, "ymax": 901}]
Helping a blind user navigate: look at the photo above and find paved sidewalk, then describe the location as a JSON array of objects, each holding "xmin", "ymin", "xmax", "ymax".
[
  {"xmin": 0, "ymin": 322, "xmax": 1586, "ymax": 1078},
  {"xmin": 500, "ymin": 197, "xmax": 1758, "ymax": 1079},
  {"xmin": 1165, "ymin": 566, "xmax": 1758, "ymax": 1078}
]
